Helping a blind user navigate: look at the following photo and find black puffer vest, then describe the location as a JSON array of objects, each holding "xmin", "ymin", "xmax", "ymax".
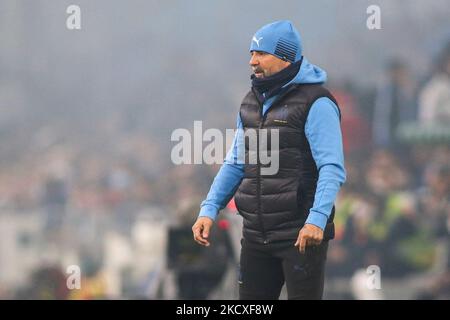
[{"xmin": 234, "ymin": 84, "xmax": 341, "ymax": 244}]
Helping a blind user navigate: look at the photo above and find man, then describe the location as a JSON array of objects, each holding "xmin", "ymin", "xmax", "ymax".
[{"xmin": 192, "ymin": 20, "xmax": 346, "ymax": 300}]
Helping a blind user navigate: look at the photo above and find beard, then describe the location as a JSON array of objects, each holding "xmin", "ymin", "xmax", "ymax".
[{"xmin": 252, "ymin": 68, "xmax": 267, "ymax": 78}]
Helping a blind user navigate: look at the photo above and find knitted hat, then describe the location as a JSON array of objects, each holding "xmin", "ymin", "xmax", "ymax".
[{"xmin": 249, "ymin": 20, "xmax": 302, "ymax": 63}]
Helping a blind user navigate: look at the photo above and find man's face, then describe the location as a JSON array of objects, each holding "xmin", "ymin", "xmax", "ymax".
[{"xmin": 249, "ymin": 51, "xmax": 291, "ymax": 78}]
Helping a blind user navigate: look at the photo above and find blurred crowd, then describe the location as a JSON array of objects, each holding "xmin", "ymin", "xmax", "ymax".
[
  {"xmin": 0, "ymin": 41, "xmax": 449, "ymax": 300},
  {"xmin": 327, "ymin": 42, "xmax": 450, "ymax": 299}
]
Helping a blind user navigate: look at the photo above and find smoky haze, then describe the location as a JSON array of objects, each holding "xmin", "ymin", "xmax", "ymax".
[{"xmin": 0, "ymin": 0, "xmax": 449, "ymax": 161}]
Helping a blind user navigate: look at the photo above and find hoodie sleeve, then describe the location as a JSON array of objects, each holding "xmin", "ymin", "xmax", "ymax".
[
  {"xmin": 304, "ymin": 97, "xmax": 346, "ymax": 230},
  {"xmin": 198, "ymin": 113, "xmax": 245, "ymax": 220}
]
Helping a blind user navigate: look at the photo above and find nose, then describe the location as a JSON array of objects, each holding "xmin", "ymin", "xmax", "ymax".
[{"xmin": 249, "ymin": 52, "xmax": 259, "ymax": 67}]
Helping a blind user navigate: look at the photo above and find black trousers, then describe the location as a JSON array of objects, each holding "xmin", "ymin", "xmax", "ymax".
[{"xmin": 238, "ymin": 238, "xmax": 329, "ymax": 300}]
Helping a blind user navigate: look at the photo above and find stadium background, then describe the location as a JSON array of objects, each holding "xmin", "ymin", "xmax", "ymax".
[{"xmin": 0, "ymin": 0, "xmax": 449, "ymax": 299}]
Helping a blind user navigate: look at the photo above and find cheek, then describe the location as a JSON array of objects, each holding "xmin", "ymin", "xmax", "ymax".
[
  {"xmin": 262, "ymin": 65, "xmax": 274, "ymax": 76},
  {"xmin": 259, "ymin": 59, "xmax": 272, "ymax": 71},
  {"xmin": 264, "ymin": 62, "xmax": 284, "ymax": 76},
  {"xmin": 266, "ymin": 67, "xmax": 280, "ymax": 77}
]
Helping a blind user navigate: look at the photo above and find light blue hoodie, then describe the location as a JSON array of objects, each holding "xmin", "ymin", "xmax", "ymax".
[{"xmin": 198, "ymin": 58, "xmax": 346, "ymax": 231}]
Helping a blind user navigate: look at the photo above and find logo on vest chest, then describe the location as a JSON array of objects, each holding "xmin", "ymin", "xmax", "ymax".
[{"xmin": 271, "ymin": 105, "xmax": 289, "ymax": 125}]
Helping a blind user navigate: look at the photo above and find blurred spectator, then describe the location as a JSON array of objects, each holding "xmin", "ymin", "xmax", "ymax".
[
  {"xmin": 373, "ymin": 59, "xmax": 417, "ymax": 148},
  {"xmin": 416, "ymin": 162, "xmax": 450, "ymax": 238},
  {"xmin": 366, "ymin": 149, "xmax": 410, "ymax": 196},
  {"xmin": 419, "ymin": 42, "xmax": 450, "ymax": 125},
  {"xmin": 376, "ymin": 191, "xmax": 436, "ymax": 277},
  {"xmin": 15, "ymin": 265, "xmax": 69, "ymax": 300},
  {"xmin": 166, "ymin": 200, "xmax": 233, "ymax": 299},
  {"xmin": 332, "ymin": 82, "xmax": 372, "ymax": 155},
  {"xmin": 41, "ymin": 175, "xmax": 69, "ymax": 233}
]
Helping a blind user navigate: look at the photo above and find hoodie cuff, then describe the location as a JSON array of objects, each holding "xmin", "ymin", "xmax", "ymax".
[
  {"xmin": 198, "ymin": 205, "xmax": 218, "ymax": 221},
  {"xmin": 305, "ymin": 210, "xmax": 328, "ymax": 231}
]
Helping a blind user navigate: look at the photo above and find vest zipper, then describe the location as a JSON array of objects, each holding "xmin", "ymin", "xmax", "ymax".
[
  {"xmin": 258, "ymin": 119, "xmax": 269, "ymax": 244},
  {"xmin": 251, "ymin": 86, "xmax": 298, "ymax": 244},
  {"xmin": 252, "ymin": 88, "xmax": 268, "ymax": 244}
]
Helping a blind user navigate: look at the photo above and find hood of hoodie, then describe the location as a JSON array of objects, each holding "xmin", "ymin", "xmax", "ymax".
[
  {"xmin": 284, "ymin": 57, "xmax": 327, "ymax": 86},
  {"xmin": 260, "ymin": 57, "xmax": 328, "ymax": 114}
]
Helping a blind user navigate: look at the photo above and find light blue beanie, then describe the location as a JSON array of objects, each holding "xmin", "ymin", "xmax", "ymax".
[{"xmin": 249, "ymin": 20, "xmax": 303, "ymax": 63}]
